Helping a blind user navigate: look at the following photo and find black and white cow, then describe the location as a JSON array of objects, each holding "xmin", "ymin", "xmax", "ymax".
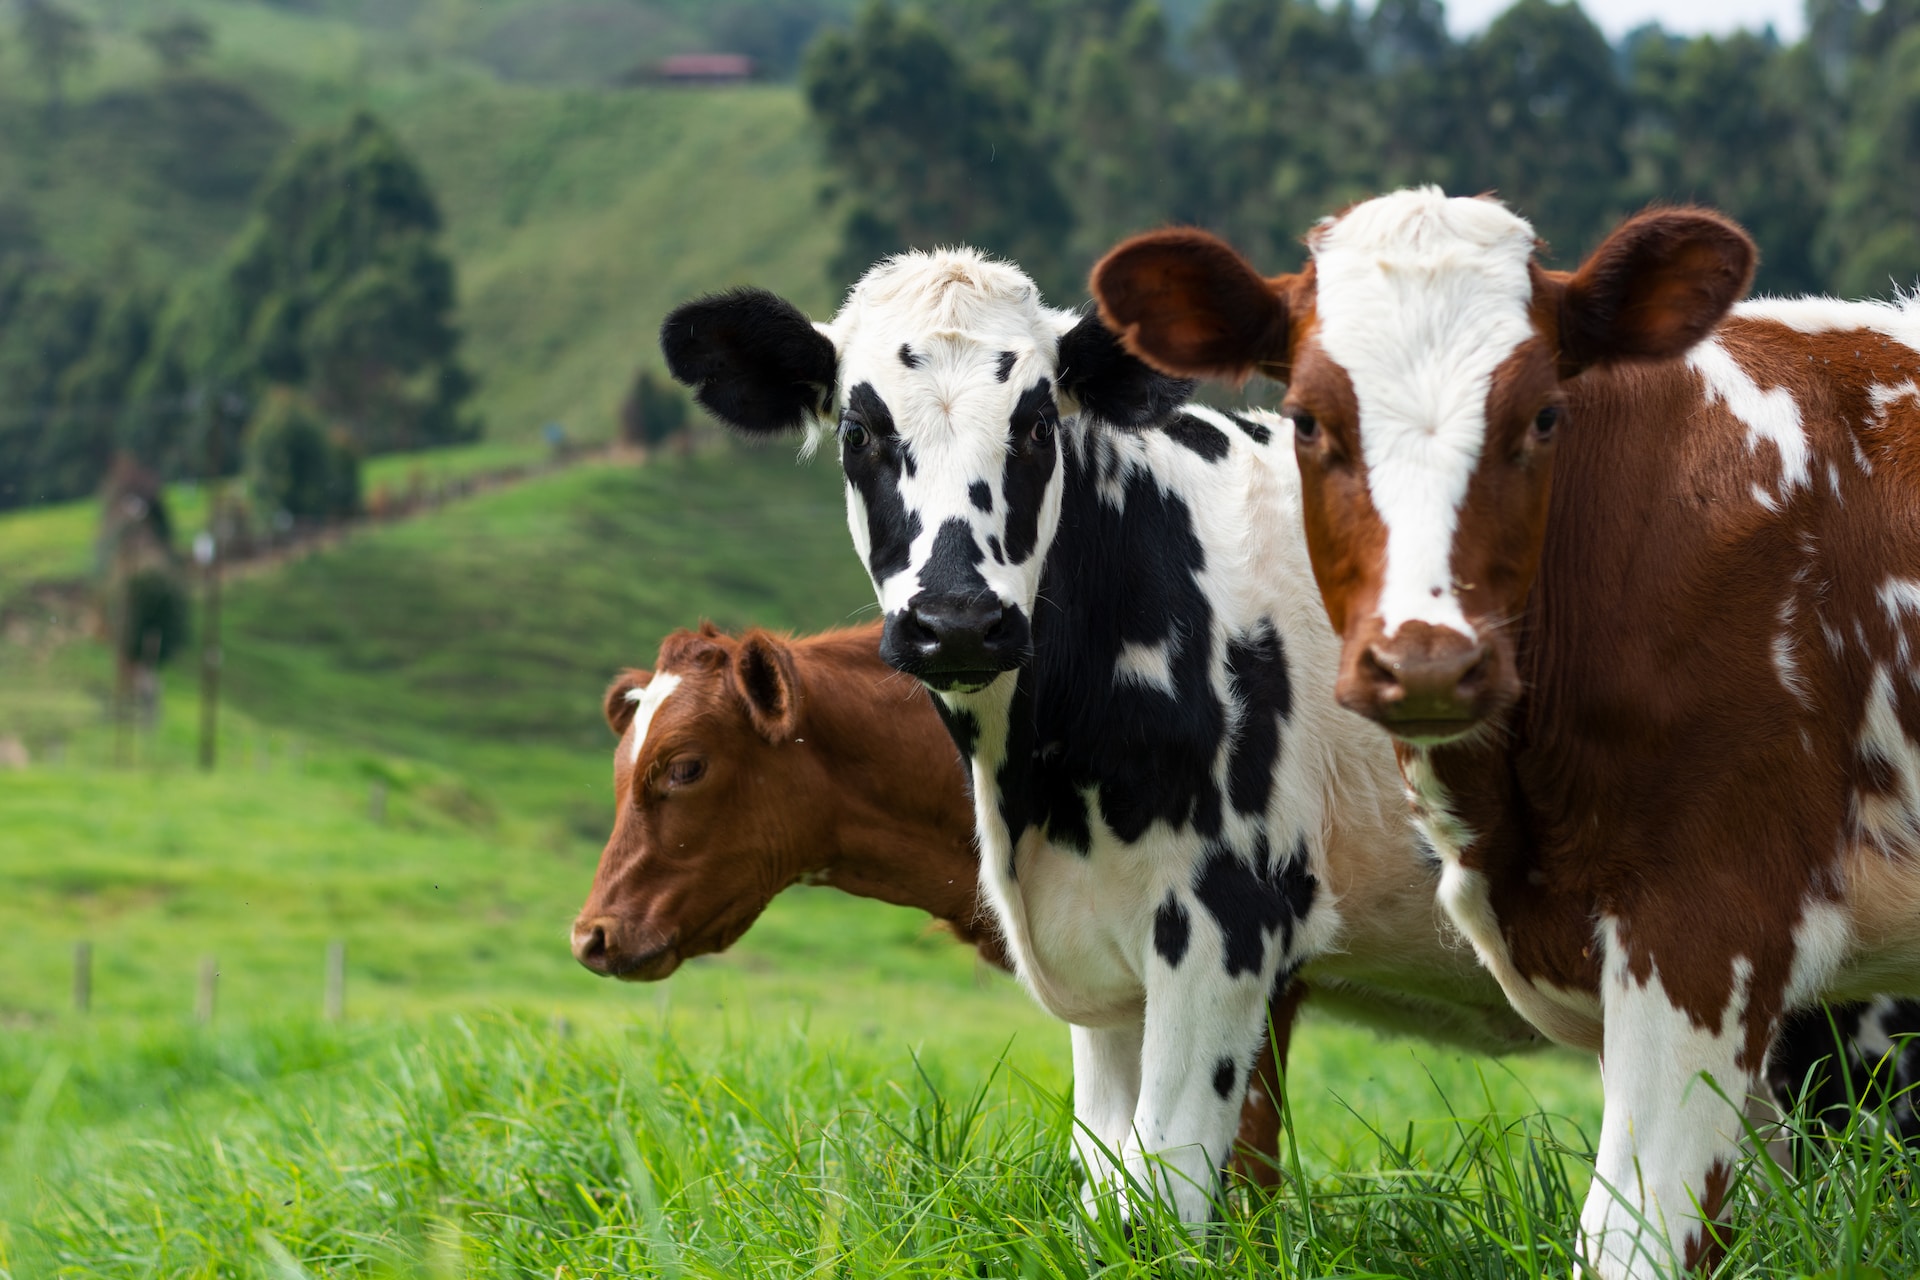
[{"xmin": 660, "ymin": 249, "xmax": 1543, "ymax": 1221}]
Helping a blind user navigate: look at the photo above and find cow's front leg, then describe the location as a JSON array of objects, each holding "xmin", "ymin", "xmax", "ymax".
[
  {"xmin": 1123, "ymin": 948, "xmax": 1281, "ymax": 1224},
  {"xmin": 1579, "ymin": 928, "xmax": 1776, "ymax": 1278},
  {"xmin": 1071, "ymin": 1019, "xmax": 1143, "ymax": 1216}
]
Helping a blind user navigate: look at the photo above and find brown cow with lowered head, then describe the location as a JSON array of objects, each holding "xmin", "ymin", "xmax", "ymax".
[
  {"xmin": 1093, "ymin": 187, "xmax": 1920, "ymax": 1275},
  {"xmin": 570, "ymin": 619, "xmax": 1548, "ymax": 1186}
]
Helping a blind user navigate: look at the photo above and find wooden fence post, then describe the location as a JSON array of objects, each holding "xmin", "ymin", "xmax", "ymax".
[
  {"xmin": 72, "ymin": 941, "xmax": 91, "ymax": 1015},
  {"xmin": 325, "ymin": 940, "xmax": 346, "ymax": 1023},
  {"xmin": 196, "ymin": 955, "xmax": 218, "ymax": 1024}
]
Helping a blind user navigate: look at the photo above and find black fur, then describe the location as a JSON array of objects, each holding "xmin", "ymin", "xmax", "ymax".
[
  {"xmin": 843, "ymin": 382, "xmax": 918, "ymax": 584},
  {"xmin": 995, "ymin": 350, "xmax": 1018, "ymax": 383},
  {"xmin": 1228, "ymin": 413, "xmax": 1272, "ymax": 446},
  {"xmin": 1225, "ymin": 622, "xmax": 1291, "ymax": 816},
  {"xmin": 934, "ymin": 701, "xmax": 981, "ymax": 761},
  {"xmin": 1154, "ymin": 894, "xmax": 1192, "ymax": 968},
  {"xmin": 1055, "ymin": 310, "xmax": 1196, "ymax": 429},
  {"xmin": 1000, "ymin": 380, "xmax": 1059, "ymax": 565},
  {"xmin": 1192, "ymin": 834, "xmax": 1315, "ymax": 978},
  {"xmin": 899, "ymin": 342, "xmax": 923, "ymax": 369},
  {"xmin": 660, "ymin": 288, "xmax": 836, "ymax": 435},
  {"xmin": 1770, "ymin": 999, "xmax": 1920, "ymax": 1145},
  {"xmin": 1162, "ymin": 412, "xmax": 1231, "ymax": 462},
  {"xmin": 969, "ymin": 481, "xmax": 993, "ymax": 513},
  {"xmin": 1212, "ymin": 1057, "xmax": 1237, "ymax": 1099}
]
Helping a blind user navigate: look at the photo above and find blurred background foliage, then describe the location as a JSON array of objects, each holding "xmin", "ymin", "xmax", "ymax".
[{"xmin": 3, "ymin": 0, "xmax": 1918, "ymax": 514}]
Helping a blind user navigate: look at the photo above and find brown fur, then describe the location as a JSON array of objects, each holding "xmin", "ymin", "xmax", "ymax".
[{"xmin": 1095, "ymin": 202, "xmax": 1920, "ymax": 1269}]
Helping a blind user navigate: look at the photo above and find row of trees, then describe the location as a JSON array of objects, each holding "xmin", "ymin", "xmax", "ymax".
[
  {"xmin": 0, "ymin": 111, "xmax": 474, "ymax": 514},
  {"xmin": 804, "ymin": 0, "xmax": 1920, "ymax": 302}
]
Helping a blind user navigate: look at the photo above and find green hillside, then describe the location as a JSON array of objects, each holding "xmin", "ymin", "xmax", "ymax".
[{"xmin": 2, "ymin": 1, "xmax": 842, "ymax": 451}]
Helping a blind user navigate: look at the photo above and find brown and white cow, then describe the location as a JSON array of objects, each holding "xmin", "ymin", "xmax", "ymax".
[
  {"xmin": 1093, "ymin": 188, "xmax": 1920, "ymax": 1275},
  {"xmin": 569, "ymin": 618, "xmax": 1547, "ymax": 1190}
]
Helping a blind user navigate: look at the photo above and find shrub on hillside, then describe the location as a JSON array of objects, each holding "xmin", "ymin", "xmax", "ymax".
[
  {"xmin": 246, "ymin": 393, "xmax": 361, "ymax": 523},
  {"xmin": 618, "ymin": 369, "xmax": 689, "ymax": 452},
  {"xmin": 115, "ymin": 566, "xmax": 191, "ymax": 667}
]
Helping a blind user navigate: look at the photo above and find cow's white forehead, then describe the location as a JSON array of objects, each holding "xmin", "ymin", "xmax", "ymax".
[
  {"xmin": 830, "ymin": 249, "xmax": 1067, "ymax": 428},
  {"xmin": 1310, "ymin": 188, "xmax": 1538, "ymax": 637}
]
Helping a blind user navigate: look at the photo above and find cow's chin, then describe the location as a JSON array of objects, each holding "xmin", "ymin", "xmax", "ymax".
[
  {"xmin": 920, "ymin": 669, "xmax": 1007, "ymax": 695},
  {"xmin": 609, "ymin": 942, "xmax": 682, "ymax": 982}
]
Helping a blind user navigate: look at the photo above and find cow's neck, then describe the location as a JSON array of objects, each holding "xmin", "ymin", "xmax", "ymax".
[
  {"xmin": 961, "ymin": 425, "xmax": 1231, "ymax": 854},
  {"xmin": 790, "ymin": 631, "xmax": 997, "ymax": 962}
]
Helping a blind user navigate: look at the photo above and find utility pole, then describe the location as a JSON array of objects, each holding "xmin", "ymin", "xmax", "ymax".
[
  {"xmin": 197, "ymin": 390, "xmax": 225, "ymax": 773},
  {"xmin": 195, "ymin": 519, "xmax": 220, "ymax": 771}
]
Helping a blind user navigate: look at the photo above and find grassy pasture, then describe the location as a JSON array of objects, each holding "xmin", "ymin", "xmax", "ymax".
[{"xmin": 5, "ymin": 445, "xmax": 1919, "ymax": 1275}]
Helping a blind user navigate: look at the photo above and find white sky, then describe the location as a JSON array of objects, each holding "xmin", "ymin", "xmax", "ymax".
[{"xmin": 1440, "ymin": 0, "xmax": 1807, "ymax": 41}]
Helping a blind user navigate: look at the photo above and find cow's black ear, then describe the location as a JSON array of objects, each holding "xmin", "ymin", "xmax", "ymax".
[
  {"xmin": 1054, "ymin": 310, "xmax": 1196, "ymax": 430},
  {"xmin": 660, "ymin": 288, "xmax": 838, "ymax": 436}
]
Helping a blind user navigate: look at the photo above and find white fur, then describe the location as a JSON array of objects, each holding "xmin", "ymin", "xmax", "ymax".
[
  {"xmin": 1309, "ymin": 188, "xmax": 1537, "ymax": 640},
  {"xmin": 1582, "ymin": 922, "xmax": 1755, "ymax": 1280},
  {"xmin": 1855, "ymin": 664, "xmax": 1920, "ymax": 854},
  {"xmin": 1114, "ymin": 639, "xmax": 1176, "ymax": 693},
  {"xmin": 825, "ymin": 251, "xmax": 1070, "ymax": 623},
  {"xmin": 625, "ymin": 674, "xmax": 682, "ymax": 767},
  {"xmin": 1687, "ymin": 336, "xmax": 1811, "ymax": 503}
]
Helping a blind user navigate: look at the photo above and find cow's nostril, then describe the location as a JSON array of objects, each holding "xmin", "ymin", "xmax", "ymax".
[
  {"xmin": 1458, "ymin": 650, "xmax": 1492, "ymax": 693},
  {"xmin": 898, "ymin": 609, "xmax": 941, "ymax": 653},
  {"xmin": 1361, "ymin": 643, "xmax": 1400, "ymax": 690},
  {"xmin": 582, "ymin": 924, "xmax": 607, "ymax": 959}
]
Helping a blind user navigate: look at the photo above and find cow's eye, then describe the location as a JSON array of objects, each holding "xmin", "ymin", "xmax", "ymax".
[
  {"xmin": 1029, "ymin": 414, "xmax": 1055, "ymax": 444},
  {"xmin": 1531, "ymin": 405, "xmax": 1560, "ymax": 443},
  {"xmin": 665, "ymin": 758, "xmax": 706, "ymax": 787},
  {"xmin": 1290, "ymin": 411, "xmax": 1320, "ymax": 445},
  {"xmin": 843, "ymin": 422, "xmax": 871, "ymax": 451}
]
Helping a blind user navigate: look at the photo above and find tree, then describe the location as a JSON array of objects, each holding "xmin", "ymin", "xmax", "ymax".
[
  {"xmin": 141, "ymin": 15, "xmax": 214, "ymax": 74},
  {"xmin": 1453, "ymin": 0, "xmax": 1633, "ymax": 263},
  {"xmin": 804, "ymin": 2, "xmax": 1074, "ymax": 295},
  {"xmin": 619, "ymin": 369, "xmax": 690, "ymax": 454},
  {"xmin": 212, "ymin": 111, "xmax": 477, "ymax": 455},
  {"xmin": 17, "ymin": 0, "xmax": 93, "ymax": 116},
  {"xmin": 245, "ymin": 391, "xmax": 361, "ymax": 523},
  {"xmin": 1821, "ymin": 26, "xmax": 1920, "ymax": 297},
  {"xmin": 1627, "ymin": 30, "xmax": 1831, "ymax": 295}
]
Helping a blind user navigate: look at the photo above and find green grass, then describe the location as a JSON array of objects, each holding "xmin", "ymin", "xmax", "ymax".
[{"xmin": 0, "ymin": 1012, "xmax": 1913, "ymax": 1278}]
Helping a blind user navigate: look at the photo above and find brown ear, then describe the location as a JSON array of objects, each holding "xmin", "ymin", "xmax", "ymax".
[
  {"xmin": 1091, "ymin": 228, "xmax": 1296, "ymax": 381},
  {"xmin": 731, "ymin": 631, "xmax": 800, "ymax": 744},
  {"xmin": 1557, "ymin": 208, "xmax": 1756, "ymax": 376},
  {"xmin": 604, "ymin": 669, "xmax": 654, "ymax": 735}
]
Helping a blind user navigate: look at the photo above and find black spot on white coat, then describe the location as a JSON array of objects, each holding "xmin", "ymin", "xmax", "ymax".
[
  {"xmin": 1154, "ymin": 894, "xmax": 1191, "ymax": 967},
  {"xmin": 1162, "ymin": 412, "xmax": 1231, "ymax": 462},
  {"xmin": 843, "ymin": 382, "xmax": 918, "ymax": 583},
  {"xmin": 1226, "ymin": 622, "xmax": 1291, "ymax": 816},
  {"xmin": 1212, "ymin": 1056, "xmax": 1237, "ymax": 1099},
  {"xmin": 1193, "ymin": 835, "xmax": 1316, "ymax": 978},
  {"xmin": 1228, "ymin": 413, "xmax": 1272, "ymax": 446}
]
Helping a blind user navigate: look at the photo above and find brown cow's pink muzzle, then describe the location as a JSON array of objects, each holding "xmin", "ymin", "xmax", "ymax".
[
  {"xmin": 571, "ymin": 914, "xmax": 681, "ymax": 981},
  {"xmin": 1337, "ymin": 620, "xmax": 1497, "ymax": 743}
]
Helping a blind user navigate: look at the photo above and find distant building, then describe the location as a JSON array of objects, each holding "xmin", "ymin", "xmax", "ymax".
[{"xmin": 653, "ymin": 53, "xmax": 755, "ymax": 85}]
